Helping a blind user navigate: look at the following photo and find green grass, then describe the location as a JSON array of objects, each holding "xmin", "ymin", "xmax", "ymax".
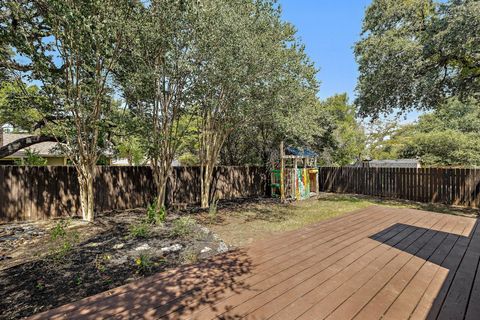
[{"xmin": 205, "ymin": 193, "xmax": 477, "ymax": 247}]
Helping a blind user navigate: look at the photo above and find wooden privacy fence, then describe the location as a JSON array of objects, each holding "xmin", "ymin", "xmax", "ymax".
[
  {"xmin": 0, "ymin": 166, "xmax": 267, "ymax": 222},
  {"xmin": 318, "ymin": 167, "xmax": 480, "ymax": 208}
]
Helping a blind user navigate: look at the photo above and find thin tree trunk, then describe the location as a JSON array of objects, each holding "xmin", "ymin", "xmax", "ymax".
[
  {"xmin": 78, "ymin": 164, "xmax": 95, "ymax": 221},
  {"xmin": 199, "ymin": 126, "xmax": 229, "ymax": 208},
  {"xmin": 151, "ymin": 151, "xmax": 173, "ymax": 208},
  {"xmin": 200, "ymin": 163, "xmax": 212, "ymax": 208},
  {"xmin": 152, "ymin": 164, "xmax": 169, "ymax": 208},
  {"xmin": 155, "ymin": 177, "xmax": 167, "ymax": 208}
]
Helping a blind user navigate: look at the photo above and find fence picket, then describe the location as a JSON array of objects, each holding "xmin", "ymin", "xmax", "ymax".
[
  {"xmin": 316, "ymin": 166, "xmax": 480, "ymax": 209},
  {"xmin": 0, "ymin": 166, "xmax": 267, "ymax": 222}
]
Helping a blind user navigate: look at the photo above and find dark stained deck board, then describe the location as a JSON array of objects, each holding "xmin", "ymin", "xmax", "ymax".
[
  {"xmin": 436, "ymin": 219, "xmax": 480, "ymax": 320},
  {"xmin": 423, "ymin": 231, "xmax": 475, "ymax": 320},
  {"xmin": 358, "ymin": 216, "xmax": 462, "ymax": 320},
  {"xmin": 280, "ymin": 212, "xmax": 453, "ymax": 320},
  {"xmin": 187, "ymin": 213, "xmax": 430, "ymax": 320},
  {"xmin": 319, "ymin": 215, "xmax": 462, "ymax": 320},
  {"xmin": 242, "ymin": 217, "xmax": 431, "ymax": 320},
  {"xmin": 381, "ymin": 217, "xmax": 466, "ymax": 320},
  {"xmin": 152, "ymin": 209, "xmax": 423, "ymax": 320},
  {"xmin": 29, "ymin": 206, "xmax": 480, "ymax": 320},
  {"xmin": 465, "ymin": 251, "xmax": 480, "ymax": 320}
]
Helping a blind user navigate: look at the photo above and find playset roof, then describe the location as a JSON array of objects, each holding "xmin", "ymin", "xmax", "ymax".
[{"xmin": 285, "ymin": 146, "xmax": 317, "ymax": 158}]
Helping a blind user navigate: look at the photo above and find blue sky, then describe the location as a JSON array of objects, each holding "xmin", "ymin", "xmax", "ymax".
[{"xmin": 279, "ymin": 0, "xmax": 420, "ymax": 123}]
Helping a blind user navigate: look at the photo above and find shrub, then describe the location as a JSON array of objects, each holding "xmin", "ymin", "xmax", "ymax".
[
  {"xmin": 170, "ymin": 217, "xmax": 196, "ymax": 238},
  {"xmin": 48, "ymin": 220, "xmax": 79, "ymax": 261},
  {"xmin": 75, "ymin": 276, "xmax": 83, "ymax": 286},
  {"xmin": 208, "ymin": 198, "xmax": 219, "ymax": 223},
  {"xmin": 181, "ymin": 248, "xmax": 198, "ymax": 264},
  {"xmin": 50, "ymin": 220, "xmax": 69, "ymax": 240},
  {"xmin": 15, "ymin": 149, "xmax": 47, "ymax": 166},
  {"xmin": 146, "ymin": 200, "xmax": 166, "ymax": 225},
  {"xmin": 134, "ymin": 253, "xmax": 152, "ymax": 273},
  {"xmin": 95, "ymin": 254, "xmax": 111, "ymax": 273},
  {"xmin": 129, "ymin": 222, "xmax": 150, "ymax": 238}
]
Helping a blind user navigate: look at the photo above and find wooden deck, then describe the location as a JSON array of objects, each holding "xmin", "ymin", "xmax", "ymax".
[{"xmin": 30, "ymin": 206, "xmax": 480, "ymax": 320}]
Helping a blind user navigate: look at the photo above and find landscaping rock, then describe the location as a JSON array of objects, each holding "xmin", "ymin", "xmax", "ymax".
[
  {"xmin": 0, "ymin": 236, "xmax": 17, "ymax": 242},
  {"xmin": 113, "ymin": 243, "xmax": 125, "ymax": 250},
  {"xmin": 161, "ymin": 243, "xmax": 182, "ymax": 253},
  {"xmin": 110, "ymin": 255, "xmax": 128, "ymax": 265},
  {"xmin": 217, "ymin": 242, "xmax": 228, "ymax": 253},
  {"xmin": 134, "ymin": 243, "xmax": 151, "ymax": 251},
  {"xmin": 200, "ymin": 246, "xmax": 212, "ymax": 253},
  {"xmin": 85, "ymin": 242, "xmax": 101, "ymax": 247},
  {"xmin": 199, "ymin": 226, "xmax": 211, "ymax": 234}
]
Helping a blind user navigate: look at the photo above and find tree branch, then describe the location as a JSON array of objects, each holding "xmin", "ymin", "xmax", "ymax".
[
  {"xmin": 32, "ymin": 115, "xmax": 69, "ymax": 130},
  {"xmin": 0, "ymin": 135, "xmax": 59, "ymax": 158}
]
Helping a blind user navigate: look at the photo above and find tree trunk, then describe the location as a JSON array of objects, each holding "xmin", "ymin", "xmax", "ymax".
[
  {"xmin": 200, "ymin": 163, "xmax": 212, "ymax": 208},
  {"xmin": 198, "ymin": 96, "xmax": 232, "ymax": 209},
  {"xmin": 199, "ymin": 131, "xmax": 227, "ymax": 208},
  {"xmin": 151, "ymin": 157, "xmax": 171, "ymax": 208},
  {"xmin": 78, "ymin": 165, "xmax": 95, "ymax": 221},
  {"xmin": 154, "ymin": 172, "xmax": 168, "ymax": 208}
]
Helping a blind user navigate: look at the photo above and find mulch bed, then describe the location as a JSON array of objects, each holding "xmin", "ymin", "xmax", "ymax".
[{"xmin": 0, "ymin": 209, "xmax": 228, "ymax": 320}]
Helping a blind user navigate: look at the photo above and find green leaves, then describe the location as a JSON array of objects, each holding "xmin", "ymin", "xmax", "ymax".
[
  {"xmin": 314, "ymin": 94, "xmax": 366, "ymax": 166},
  {"xmin": 355, "ymin": 0, "xmax": 480, "ymax": 118},
  {"xmin": 371, "ymin": 98, "xmax": 480, "ymax": 166},
  {"xmin": 0, "ymin": 81, "xmax": 44, "ymax": 130}
]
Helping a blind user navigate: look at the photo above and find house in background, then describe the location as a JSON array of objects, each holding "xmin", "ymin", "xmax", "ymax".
[
  {"xmin": 111, "ymin": 158, "xmax": 181, "ymax": 166},
  {"xmin": 355, "ymin": 159, "xmax": 421, "ymax": 168},
  {"xmin": 0, "ymin": 130, "xmax": 181, "ymax": 167},
  {"xmin": 0, "ymin": 131, "xmax": 68, "ymax": 165}
]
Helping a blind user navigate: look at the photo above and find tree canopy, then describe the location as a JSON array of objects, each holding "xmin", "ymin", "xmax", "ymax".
[
  {"xmin": 1, "ymin": 0, "xmax": 138, "ymax": 220},
  {"xmin": 355, "ymin": 0, "xmax": 480, "ymax": 119},
  {"xmin": 0, "ymin": 0, "xmax": 373, "ymax": 215},
  {"xmin": 369, "ymin": 99, "xmax": 480, "ymax": 167},
  {"xmin": 314, "ymin": 94, "xmax": 366, "ymax": 166}
]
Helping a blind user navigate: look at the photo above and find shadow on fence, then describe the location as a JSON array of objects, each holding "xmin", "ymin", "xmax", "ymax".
[
  {"xmin": 0, "ymin": 166, "xmax": 267, "ymax": 222},
  {"xmin": 318, "ymin": 167, "xmax": 480, "ymax": 209}
]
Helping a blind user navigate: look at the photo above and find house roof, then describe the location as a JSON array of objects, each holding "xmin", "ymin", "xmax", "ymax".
[
  {"xmin": 2, "ymin": 133, "xmax": 64, "ymax": 158},
  {"xmin": 367, "ymin": 159, "xmax": 419, "ymax": 164}
]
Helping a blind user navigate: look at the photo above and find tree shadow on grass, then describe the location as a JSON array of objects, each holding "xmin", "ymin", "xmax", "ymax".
[{"xmin": 316, "ymin": 194, "xmax": 366, "ymax": 203}]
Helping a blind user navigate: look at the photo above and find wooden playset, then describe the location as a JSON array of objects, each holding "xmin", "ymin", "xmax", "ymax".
[{"xmin": 271, "ymin": 142, "xmax": 319, "ymax": 202}]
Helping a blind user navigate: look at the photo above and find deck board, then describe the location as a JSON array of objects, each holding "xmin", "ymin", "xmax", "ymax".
[{"xmin": 29, "ymin": 206, "xmax": 480, "ymax": 320}]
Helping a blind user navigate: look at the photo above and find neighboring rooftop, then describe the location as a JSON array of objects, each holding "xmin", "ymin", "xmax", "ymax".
[
  {"xmin": 1, "ymin": 133, "xmax": 63, "ymax": 158},
  {"xmin": 362, "ymin": 159, "xmax": 421, "ymax": 168}
]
